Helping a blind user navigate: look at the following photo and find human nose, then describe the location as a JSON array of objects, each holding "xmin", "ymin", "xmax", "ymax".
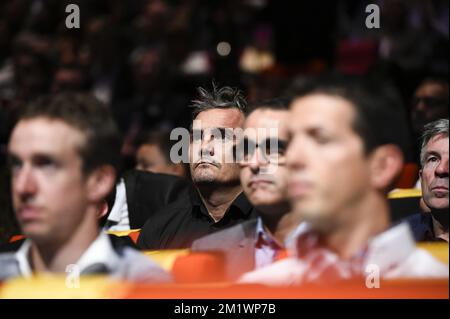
[
  {"xmin": 13, "ymin": 164, "xmax": 37, "ymax": 198},
  {"xmin": 286, "ymin": 136, "xmax": 306, "ymax": 170},
  {"xmin": 200, "ymin": 132, "xmax": 215, "ymax": 157},
  {"xmin": 247, "ymin": 146, "xmax": 269, "ymax": 172},
  {"xmin": 435, "ymin": 155, "xmax": 449, "ymax": 177}
]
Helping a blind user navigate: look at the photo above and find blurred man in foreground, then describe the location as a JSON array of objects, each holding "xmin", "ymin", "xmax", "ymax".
[
  {"xmin": 240, "ymin": 77, "xmax": 448, "ymax": 286},
  {"xmin": 0, "ymin": 93, "xmax": 171, "ymax": 282}
]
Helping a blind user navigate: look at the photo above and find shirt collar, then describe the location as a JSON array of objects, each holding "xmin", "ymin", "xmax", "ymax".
[
  {"xmin": 191, "ymin": 188, "xmax": 254, "ymax": 219},
  {"xmin": 254, "ymin": 217, "xmax": 281, "ymax": 249},
  {"xmin": 291, "ymin": 222, "xmax": 417, "ymax": 272},
  {"xmin": 14, "ymin": 232, "xmax": 121, "ymax": 276},
  {"xmin": 106, "ymin": 178, "xmax": 126, "ymax": 224},
  {"xmin": 15, "ymin": 239, "xmax": 33, "ymax": 278},
  {"xmin": 254, "ymin": 217, "xmax": 307, "ymax": 251},
  {"xmin": 76, "ymin": 232, "xmax": 121, "ymax": 274}
]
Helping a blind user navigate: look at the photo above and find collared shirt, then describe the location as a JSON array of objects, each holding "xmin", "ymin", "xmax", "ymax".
[
  {"xmin": 254, "ymin": 218, "xmax": 283, "ymax": 269},
  {"xmin": 0, "ymin": 232, "xmax": 172, "ymax": 283},
  {"xmin": 138, "ymin": 188, "xmax": 257, "ymax": 249},
  {"xmin": 14, "ymin": 233, "xmax": 121, "ymax": 278},
  {"xmin": 104, "ymin": 178, "xmax": 130, "ymax": 231},
  {"xmin": 254, "ymin": 218, "xmax": 307, "ymax": 269},
  {"xmin": 239, "ymin": 223, "xmax": 449, "ymax": 286},
  {"xmin": 404, "ymin": 212, "xmax": 449, "ymax": 242}
]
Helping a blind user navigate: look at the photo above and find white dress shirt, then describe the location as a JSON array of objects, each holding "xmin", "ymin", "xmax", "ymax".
[{"xmin": 239, "ymin": 223, "xmax": 449, "ymax": 286}]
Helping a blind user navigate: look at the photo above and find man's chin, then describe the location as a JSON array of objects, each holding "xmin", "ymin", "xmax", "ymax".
[
  {"xmin": 21, "ymin": 227, "xmax": 48, "ymax": 242},
  {"xmin": 193, "ymin": 173, "xmax": 217, "ymax": 184}
]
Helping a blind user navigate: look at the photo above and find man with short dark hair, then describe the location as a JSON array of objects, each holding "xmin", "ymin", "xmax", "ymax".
[
  {"xmin": 0, "ymin": 93, "xmax": 171, "ymax": 282},
  {"xmin": 406, "ymin": 119, "xmax": 449, "ymax": 242},
  {"xmin": 138, "ymin": 84, "xmax": 257, "ymax": 249},
  {"xmin": 240, "ymin": 77, "xmax": 448, "ymax": 285},
  {"xmin": 135, "ymin": 129, "xmax": 186, "ymax": 177}
]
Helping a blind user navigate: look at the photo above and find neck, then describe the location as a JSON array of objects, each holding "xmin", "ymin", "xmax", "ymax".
[
  {"xmin": 196, "ymin": 183, "xmax": 243, "ymax": 222},
  {"xmin": 259, "ymin": 203, "xmax": 298, "ymax": 246},
  {"xmin": 30, "ymin": 208, "xmax": 99, "ymax": 273},
  {"xmin": 319, "ymin": 194, "xmax": 390, "ymax": 260}
]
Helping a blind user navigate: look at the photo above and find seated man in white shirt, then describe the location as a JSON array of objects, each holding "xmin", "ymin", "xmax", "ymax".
[
  {"xmin": 240, "ymin": 76, "xmax": 449, "ymax": 286},
  {"xmin": 0, "ymin": 93, "xmax": 171, "ymax": 283}
]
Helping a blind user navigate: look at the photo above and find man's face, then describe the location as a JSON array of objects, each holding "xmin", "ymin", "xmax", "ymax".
[
  {"xmin": 136, "ymin": 143, "xmax": 175, "ymax": 175},
  {"xmin": 239, "ymin": 109, "xmax": 289, "ymax": 209},
  {"xmin": 411, "ymin": 83, "xmax": 449, "ymax": 135},
  {"xmin": 286, "ymin": 95, "xmax": 371, "ymax": 228},
  {"xmin": 8, "ymin": 118, "xmax": 91, "ymax": 243},
  {"xmin": 189, "ymin": 108, "xmax": 244, "ymax": 185},
  {"xmin": 420, "ymin": 134, "xmax": 449, "ymax": 211}
]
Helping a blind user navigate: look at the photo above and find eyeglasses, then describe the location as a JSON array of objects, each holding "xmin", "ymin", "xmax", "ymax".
[{"xmin": 234, "ymin": 137, "xmax": 287, "ymax": 164}]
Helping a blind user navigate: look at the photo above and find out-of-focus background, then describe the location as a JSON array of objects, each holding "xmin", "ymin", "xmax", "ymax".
[{"xmin": 0, "ymin": 0, "xmax": 448, "ymax": 242}]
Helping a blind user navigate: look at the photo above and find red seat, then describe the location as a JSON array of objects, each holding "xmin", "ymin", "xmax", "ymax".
[
  {"xmin": 9, "ymin": 234, "xmax": 25, "ymax": 243},
  {"xmin": 171, "ymin": 251, "xmax": 225, "ymax": 283}
]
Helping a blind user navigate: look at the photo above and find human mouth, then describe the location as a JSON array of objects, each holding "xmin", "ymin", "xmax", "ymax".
[
  {"xmin": 196, "ymin": 159, "xmax": 219, "ymax": 168},
  {"xmin": 248, "ymin": 178, "xmax": 274, "ymax": 188},
  {"xmin": 17, "ymin": 206, "xmax": 41, "ymax": 222},
  {"xmin": 431, "ymin": 185, "xmax": 449, "ymax": 196},
  {"xmin": 288, "ymin": 180, "xmax": 312, "ymax": 198}
]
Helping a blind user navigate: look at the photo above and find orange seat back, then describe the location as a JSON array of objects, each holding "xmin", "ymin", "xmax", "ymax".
[{"xmin": 172, "ymin": 251, "xmax": 225, "ymax": 283}]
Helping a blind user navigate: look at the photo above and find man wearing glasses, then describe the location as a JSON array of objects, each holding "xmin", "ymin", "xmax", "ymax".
[{"xmin": 191, "ymin": 99, "xmax": 304, "ymax": 281}]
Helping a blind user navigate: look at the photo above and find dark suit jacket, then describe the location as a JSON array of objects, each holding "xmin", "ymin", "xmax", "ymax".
[
  {"xmin": 121, "ymin": 170, "xmax": 191, "ymax": 229},
  {"xmin": 191, "ymin": 219, "xmax": 258, "ymax": 281},
  {"xmin": 403, "ymin": 212, "xmax": 442, "ymax": 242}
]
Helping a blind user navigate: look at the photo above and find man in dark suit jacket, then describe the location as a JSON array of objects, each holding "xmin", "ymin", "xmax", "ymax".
[
  {"xmin": 191, "ymin": 99, "xmax": 303, "ymax": 281},
  {"xmin": 404, "ymin": 119, "xmax": 448, "ymax": 242}
]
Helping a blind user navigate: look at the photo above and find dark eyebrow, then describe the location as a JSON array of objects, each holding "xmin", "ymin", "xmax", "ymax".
[{"xmin": 425, "ymin": 150, "xmax": 441, "ymax": 158}]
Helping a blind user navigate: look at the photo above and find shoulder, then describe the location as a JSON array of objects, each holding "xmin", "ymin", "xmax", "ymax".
[
  {"xmin": 0, "ymin": 252, "xmax": 20, "ymax": 281},
  {"xmin": 401, "ymin": 213, "xmax": 433, "ymax": 241},
  {"xmin": 142, "ymin": 195, "xmax": 193, "ymax": 230},
  {"xmin": 114, "ymin": 247, "xmax": 173, "ymax": 283},
  {"xmin": 385, "ymin": 247, "xmax": 449, "ymax": 279},
  {"xmin": 403, "ymin": 213, "xmax": 425, "ymax": 226},
  {"xmin": 192, "ymin": 219, "xmax": 257, "ymax": 250},
  {"xmin": 138, "ymin": 197, "xmax": 193, "ymax": 248}
]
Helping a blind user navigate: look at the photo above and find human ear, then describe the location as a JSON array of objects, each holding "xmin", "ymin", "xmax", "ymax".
[
  {"xmin": 86, "ymin": 165, "xmax": 116, "ymax": 203},
  {"xmin": 368, "ymin": 144, "xmax": 404, "ymax": 191}
]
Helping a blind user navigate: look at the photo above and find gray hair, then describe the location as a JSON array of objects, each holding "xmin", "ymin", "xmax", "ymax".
[
  {"xmin": 420, "ymin": 118, "xmax": 449, "ymax": 166},
  {"xmin": 190, "ymin": 83, "xmax": 247, "ymax": 119}
]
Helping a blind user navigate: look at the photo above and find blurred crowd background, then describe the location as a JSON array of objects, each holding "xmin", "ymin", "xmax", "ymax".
[{"xmin": 0, "ymin": 0, "xmax": 449, "ymax": 243}]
